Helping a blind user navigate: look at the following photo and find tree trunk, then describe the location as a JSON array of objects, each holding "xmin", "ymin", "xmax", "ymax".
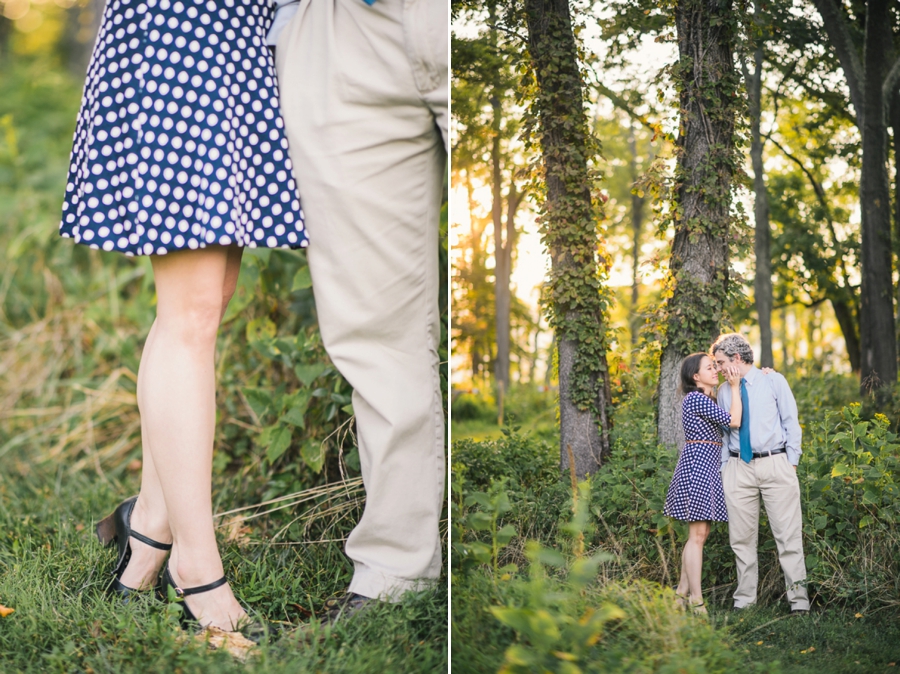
[
  {"xmin": 525, "ymin": 0, "xmax": 611, "ymax": 478},
  {"xmin": 832, "ymin": 299, "xmax": 861, "ymax": 372},
  {"xmin": 891, "ymin": 90, "xmax": 900, "ymax": 353},
  {"xmin": 628, "ymin": 124, "xmax": 645, "ymax": 362},
  {"xmin": 746, "ymin": 19, "xmax": 774, "ymax": 368},
  {"xmin": 858, "ymin": 0, "xmax": 897, "ymax": 401},
  {"xmin": 657, "ymin": 0, "xmax": 738, "ymax": 448},
  {"xmin": 0, "ymin": 16, "xmax": 12, "ymax": 62},
  {"xmin": 492, "ymin": 99, "xmax": 511, "ymax": 395}
]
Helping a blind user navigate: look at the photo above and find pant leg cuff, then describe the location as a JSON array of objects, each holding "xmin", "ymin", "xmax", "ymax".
[{"xmin": 349, "ymin": 566, "xmax": 438, "ymax": 603}]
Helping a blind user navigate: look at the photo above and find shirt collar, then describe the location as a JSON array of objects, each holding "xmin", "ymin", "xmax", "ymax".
[{"xmin": 743, "ymin": 365, "xmax": 761, "ymax": 384}]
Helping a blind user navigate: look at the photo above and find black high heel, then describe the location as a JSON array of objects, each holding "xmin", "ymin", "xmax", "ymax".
[
  {"xmin": 159, "ymin": 565, "xmax": 229, "ymax": 627},
  {"xmin": 160, "ymin": 565, "xmax": 277, "ymax": 642},
  {"xmin": 95, "ymin": 496, "xmax": 172, "ymax": 597}
]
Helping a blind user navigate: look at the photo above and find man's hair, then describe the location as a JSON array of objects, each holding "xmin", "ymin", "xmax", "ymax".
[{"xmin": 711, "ymin": 333, "xmax": 754, "ymax": 364}]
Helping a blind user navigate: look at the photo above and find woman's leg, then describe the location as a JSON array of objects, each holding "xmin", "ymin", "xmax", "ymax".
[
  {"xmin": 132, "ymin": 245, "xmax": 245, "ymax": 628},
  {"xmin": 117, "ymin": 318, "xmax": 173, "ymax": 589},
  {"xmin": 122, "ymin": 246, "xmax": 244, "ymax": 591},
  {"xmin": 682, "ymin": 521, "xmax": 710, "ymax": 605}
]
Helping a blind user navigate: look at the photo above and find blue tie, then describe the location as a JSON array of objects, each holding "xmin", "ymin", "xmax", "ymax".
[
  {"xmin": 361, "ymin": 0, "xmax": 376, "ymax": 4},
  {"xmin": 739, "ymin": 378, "xmax": 752, "ymax": 463}
]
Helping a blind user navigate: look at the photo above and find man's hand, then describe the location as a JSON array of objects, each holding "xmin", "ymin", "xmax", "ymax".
[{"xmin": 793, "ymin": 465, "xmax": 797, "ymax": 471}]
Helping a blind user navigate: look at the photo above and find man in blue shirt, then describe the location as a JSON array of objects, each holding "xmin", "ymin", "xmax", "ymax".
[{"xmin": 713, "ymin": 333, "xmax": 810, "ymax": 614}]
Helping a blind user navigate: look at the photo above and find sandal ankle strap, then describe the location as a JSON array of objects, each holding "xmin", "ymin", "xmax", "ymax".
[
  {"xmin": 173, "ymin": 575, "xmax": 228, "ymax": 598},
  {"xmin": 130, "ymin": 530, "xmax": 173, "ymax": 551}
]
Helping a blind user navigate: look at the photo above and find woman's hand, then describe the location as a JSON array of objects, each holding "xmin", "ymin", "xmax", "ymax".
[
  {"xmin": 723, "ymin": 365, "xmax": 741, "ymax": 387},
  {"xmin": 761, "ymin": 367, "xmax": 776, "ymax": 375}
]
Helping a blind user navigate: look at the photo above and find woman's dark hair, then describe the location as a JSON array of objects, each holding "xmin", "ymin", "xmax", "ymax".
[{"xmin": 680, "ymin": 352, "xmax": 712, "ymax": 397}]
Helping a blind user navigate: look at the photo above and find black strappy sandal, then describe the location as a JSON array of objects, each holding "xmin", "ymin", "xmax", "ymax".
[
  {"xmin": 159, "ymin": 565, "xmax": 229, "ymax": 627},
  {"xmin": 95, "ymin": 496, "xmax": 172, "ymax": 597},
  {"xmin": 159, "ymin": 565, "xmax": 279, "ymax": 643}
]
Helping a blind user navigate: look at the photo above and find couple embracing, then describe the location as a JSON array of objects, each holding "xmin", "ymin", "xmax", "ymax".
[
  {"xmin": 59, "ymin": 0, "xmax": 447, "ymax": 635},
  {"xmin": 664, "ymin": 333, "xmax": 810, "ymax": 616}
]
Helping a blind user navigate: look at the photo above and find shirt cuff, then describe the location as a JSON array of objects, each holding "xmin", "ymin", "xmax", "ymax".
[
  {"xmin": 266, "ymin": 3, "xmax": 299, "ymax": 47},
  {"xmin": 787, "ymin": 448, "xmax": 801, "ymax": 466}
]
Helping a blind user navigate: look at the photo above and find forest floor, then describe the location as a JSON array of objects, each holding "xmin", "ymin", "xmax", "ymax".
[
  {"xmin": 0, "ymin": 452, "xmax": 447, "ymax": 673},
  {"xmin": 451, "ymin": 388, "xmax": 900, "ymax": 674}
]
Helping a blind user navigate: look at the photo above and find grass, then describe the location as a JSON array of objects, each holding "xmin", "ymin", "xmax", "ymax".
[
  {"xmin": 0, "ymin": 456, "xmax": 447, "ymax": 672},
  {"xmin": 722, "ymin": 604, "xmax": 900, "ymax": 673},
  {"xmin": 452, "ymin": 564, "xmax": 900, "ymax": 673}
]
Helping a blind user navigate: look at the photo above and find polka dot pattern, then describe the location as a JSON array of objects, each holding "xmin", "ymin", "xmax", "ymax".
[
  {"xmin": 59, "ymin": 0, "xmax": 308, "ymax": 256},
  {"xmin": 664, "ymin": 391, "xmax": 730, "ymax": 523}
]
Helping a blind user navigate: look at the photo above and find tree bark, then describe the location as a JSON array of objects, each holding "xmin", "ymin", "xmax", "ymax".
[
  {"xmin": 858, "ymin": 0, "xmax": 896, "ymax": 400},
  {"xmin": 492, "ymin": 96, "xmax": 511, "ymax": 395},
  {"xmin": 745, "ymin": 27, "xmax": 774, "ymax": 368},
  {"xmin": 892, "ymin": 90, "xmax": 900, "ymax": 350},
  {"xmin": 657, "ymin": 0, "xmax": 737, "ymax": 448},
  {"xmin": 628, "ymin": 124, "xmax": 645, "ymax": 361},
  {"xmin": 525, "ymin": 0, "xmax": 611, "ymax": 478}
]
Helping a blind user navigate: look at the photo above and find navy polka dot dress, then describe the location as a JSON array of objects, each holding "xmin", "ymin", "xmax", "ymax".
[
  {"xmin": 60, "ymin": 0, "xmax": 308, "ymax": 256},
  {"xmin": 664, "ymin": 391, "xmax": 730, "ymax": 522}
]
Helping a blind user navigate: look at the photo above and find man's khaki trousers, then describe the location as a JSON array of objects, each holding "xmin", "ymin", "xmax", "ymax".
[
  {"xmin": 275, "ymin": 0, "xmax": 447, "ymax": 600},
  {"xmin": 722, "ymin": 454, "xmax": 810, "ymax": 609}
]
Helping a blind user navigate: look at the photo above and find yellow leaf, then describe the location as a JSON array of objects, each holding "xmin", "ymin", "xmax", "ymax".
[
  {"xmin": 808, "ymin": 647, "xmax": 816, "ymax": 652},
  {"xmin": 0, "ymin": 605, "xmax": 14, "ymax": 617},
  {"xmin": 756, "ymin": 641, "xmax": 764, "ymax": 646},
  {"xmin": 855, "ymin": 612, "xmax": 863, "ymax": 619}
]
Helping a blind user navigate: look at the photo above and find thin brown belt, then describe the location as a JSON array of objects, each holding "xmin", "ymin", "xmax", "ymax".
[{"xmin": 684, "ymin": 440, "xmax": 722, "ymax": 446}]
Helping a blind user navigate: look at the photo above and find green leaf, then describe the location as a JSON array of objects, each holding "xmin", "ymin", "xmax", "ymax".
[
  {"xmin": 243, "ymin": 388, "xmax": 272, "ymax": 420},
  {"xmin": 468, "ymin": 512, "xmax": 493, "ymax": 531},
  {"xmin": 831, "ymin": 463, "xmax": 850, "ymax": 478},
  {"xmin": 291, "ymin": 266, "xmax": 313, "ymax": 291},
  {"xmin": 300, "ymin": 438, "xmax": 326, "ymax": 473},
  {"xmin": 280, "ymin": 390, "xmax": 312, "ymax": 427},
  {"xmin": 341, "ymin": 404, "xmax": 354, "ymax": 415},
  {"xmin": 533, "ymin": 548, "xmax": 566, "ymax": 567},
  {"xmin": 496, "ymin": 524, "xmax": 517, "ymax": 547},
  {"xmin": 246, "ymin": 316, "xmax": 276, "ymax": 343},
  {"xmin": 805, "ymin": 554, "xmax": 820, "ymax": 568},
  {"xmin": 265, "ymin": 425, "xmax": 292, "ymax": 463},
  {"xmin": 294, "ymin": 363, "xmax": 327, "ymax": 387}
]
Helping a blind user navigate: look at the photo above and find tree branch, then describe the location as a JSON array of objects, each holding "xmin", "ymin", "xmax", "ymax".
[
  {"xmin": 593, "ymin": 82, "xmax": 656, "ymax": 132},
  {"xmin": 882, "ymin": 54, "xmax": 900, "ymax": 102},
  {"xmin": 810, "ymin": 0, "xmax": 865, "ymax": 128}
]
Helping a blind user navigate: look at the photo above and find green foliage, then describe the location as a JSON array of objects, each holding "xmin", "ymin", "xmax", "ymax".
[
  {"xmin": 452, "ymin": 429, "xmax": 558, "ymax": 495},
  {"xmin": 452, "ymin": 469, "xmax": 519, "ymax": 575},
  {"xmin": 452, "ymin": 392, "xmax": 497, "ymax": 422}
]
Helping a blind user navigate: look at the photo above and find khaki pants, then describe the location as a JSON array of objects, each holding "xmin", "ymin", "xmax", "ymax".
[
  {"xmin": 722, "ymin": 454, "xmax": 810, "ymax": 610},
  {"xmin": 275, "ymin": 0, "xmax": 447, "ymax": 600}
]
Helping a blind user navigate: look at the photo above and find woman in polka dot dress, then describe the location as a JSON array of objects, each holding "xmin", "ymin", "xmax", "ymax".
[
  {"xmin": 63, "ymin": 0, "xmax": 306, "ymax": 632},
  {"xmin": 664, "ymin": 353, "xmax": 742, "ymax": 614}
]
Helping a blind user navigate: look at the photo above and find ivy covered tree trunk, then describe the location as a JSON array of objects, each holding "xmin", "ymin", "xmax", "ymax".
[
  {"xmin": 657, "ymin": 0, "xmax": 739, "ymax": 448},
  {"xmin": 524, "ymin": 0, "xmax": 611, "ymax": 478}
]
